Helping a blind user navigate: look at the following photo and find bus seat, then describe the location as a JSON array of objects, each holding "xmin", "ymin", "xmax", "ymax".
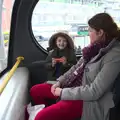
[
  {"xmin": 27, "ymin": 61, "xmax": 47, "ymax": 87},
  {"xmin": 0, "ymin": 67, "xmax": 29, "ymax": 120}
]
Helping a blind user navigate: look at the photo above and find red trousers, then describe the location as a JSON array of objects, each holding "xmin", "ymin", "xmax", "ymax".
[{"xmin": 26, "ymin": 83, "xmax": 83, "ymax": 120}]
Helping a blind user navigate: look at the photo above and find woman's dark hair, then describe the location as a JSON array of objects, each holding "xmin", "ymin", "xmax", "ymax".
[
  {"xmin": 48, "ymin": 32, "xmax": 74, "ymax": 51},
  {"xmin": 88, "ymin": 13, "xmax": 120, "ymax": 40}
]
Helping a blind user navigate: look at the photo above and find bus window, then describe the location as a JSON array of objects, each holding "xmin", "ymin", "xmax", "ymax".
[
  {"xmin": 3, "ymin": 32, "xmax": 9, "ymax": 46},
  {"xmin": 31, "ymin": 0, "xmax": 120, "ymax": 54},
  {"xmin": 0, "ymin": 0, "xmax": 14, "ymax": 72}
]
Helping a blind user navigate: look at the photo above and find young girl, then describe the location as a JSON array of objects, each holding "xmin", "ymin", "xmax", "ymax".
[{"xmin": 45, "ymin": 32, "xmax": 77, "ymax": 82}]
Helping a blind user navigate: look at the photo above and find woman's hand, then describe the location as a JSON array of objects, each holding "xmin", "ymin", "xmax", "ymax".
[
  {"xmin": 54, "ymin": 87, "xmax": 62, "ymax": 96},
  {"xmin": 51, "ymin": 82, "xmax": 60, "ymax": 95}
]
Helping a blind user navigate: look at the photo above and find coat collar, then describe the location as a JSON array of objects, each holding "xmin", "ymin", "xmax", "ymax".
[{"xmin": 89, "ymin": 38, "xmax": 118, "ymax": 63}]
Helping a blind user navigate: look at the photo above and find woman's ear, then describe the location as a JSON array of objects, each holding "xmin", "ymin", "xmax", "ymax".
[{"xmin": 98, "ymin": 29, "xmax": 104, "ymax": 37}]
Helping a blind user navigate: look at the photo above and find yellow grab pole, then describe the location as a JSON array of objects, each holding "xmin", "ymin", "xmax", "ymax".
[{"xmin": 0, "ymin": 56, "xmax": 24, "ymax": 94}]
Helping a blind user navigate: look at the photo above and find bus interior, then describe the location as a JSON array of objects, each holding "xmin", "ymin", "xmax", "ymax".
[{"xmin": 0, "ymin": 0, "xmax": 120, "ymax": 120}]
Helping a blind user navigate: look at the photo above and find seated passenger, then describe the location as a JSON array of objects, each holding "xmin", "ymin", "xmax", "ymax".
[
  {"xmin": 27, "ymin": 13, "xmax": 120, "ymax": 120},
  {"xmin": 45, "ymin": 32, "xmax": 77, "ymax": 82}
]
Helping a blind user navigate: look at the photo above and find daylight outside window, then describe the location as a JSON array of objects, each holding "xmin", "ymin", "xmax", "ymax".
[
  {"xmin": 0, "ymin": 0, "xmax": 14, "ymax": 72},
  {"xmin": 31, "ymin": 0, "xmax": 120, "ymax": 54}
]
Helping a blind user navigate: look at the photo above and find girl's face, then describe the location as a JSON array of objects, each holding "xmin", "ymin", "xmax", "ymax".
[
  {"xmin": 56, "ymin": 37, "xmax": 67, "ymax": 50},
  {"xmin": 88, "ymin": 26, "xmax": 104, "ymax": 44}
]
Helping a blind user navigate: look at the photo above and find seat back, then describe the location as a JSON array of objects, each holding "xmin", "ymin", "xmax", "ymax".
[
  {"xmin": 27, "ymin": 61, "xmax": 47, "ymax": 87},
  {"xmin": 0, "ymin": 67, "xmax": 29, "ymax": 120}
]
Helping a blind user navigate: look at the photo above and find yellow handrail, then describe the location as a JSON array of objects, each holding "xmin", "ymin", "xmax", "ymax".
[{"xmin": 0, "ymin": 56, "xmax": 24, "ymax": 94}]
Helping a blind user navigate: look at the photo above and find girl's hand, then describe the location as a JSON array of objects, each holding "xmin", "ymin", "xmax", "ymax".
[
  {"xmin": 52, "ymin": 58, "xmax": 56, "ymax": 67},
  {"xmin": 62, "ymin": 56, "xmax": 67, "ymax": 65}
]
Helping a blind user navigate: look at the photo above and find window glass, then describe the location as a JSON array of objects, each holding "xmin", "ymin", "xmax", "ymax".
[
  {"xmin": 0, "ymin": 0, "xmax": 14, "ymax": 72},
  {"xmin": 32, "ymin": 0, "xmax": 120, "ymax": 54}
]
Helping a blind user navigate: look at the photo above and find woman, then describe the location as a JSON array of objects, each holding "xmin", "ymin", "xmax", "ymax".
[
  {"xmin": 30, "ymin": 13, "xmax": 120, "ymax": 120},
  {"xmin": 53, "ymin": 13, "xmax": 120, "ymax": 120}
]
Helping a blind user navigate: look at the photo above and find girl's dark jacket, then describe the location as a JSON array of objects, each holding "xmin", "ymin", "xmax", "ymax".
[{"xmin": 45, "ymin": 48, "xmax": 77, "ymax": 81}]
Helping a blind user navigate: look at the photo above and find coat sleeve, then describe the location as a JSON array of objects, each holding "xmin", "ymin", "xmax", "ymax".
[
  {"xmin": 63, "ymin": 50, "xmax": 77, "ymax": 68},
  {"xmin": 45, "ymin": 50, "xmax": 54, "ymax": 70},
  {"xmin": 61, "ymin": 48, "xmax": 120, "ymax": 101}
]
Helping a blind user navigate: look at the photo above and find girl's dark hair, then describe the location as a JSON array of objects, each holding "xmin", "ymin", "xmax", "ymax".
[
  {"xmin": 48, "ymin": 32, "xmax": 74, "ymax": 50},
  {"xmin": 88, "ymin": 13, "xmax": 120, "ymax": 40}
]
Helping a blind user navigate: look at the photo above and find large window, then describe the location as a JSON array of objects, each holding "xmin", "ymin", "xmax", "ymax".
[
  {"xmin": 0, "ymin": 0, "xmax": 14, "ymax": 72},
  {"xmin": 31, "ymin": 0, "xmax": 120, "ymax": 54}
]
